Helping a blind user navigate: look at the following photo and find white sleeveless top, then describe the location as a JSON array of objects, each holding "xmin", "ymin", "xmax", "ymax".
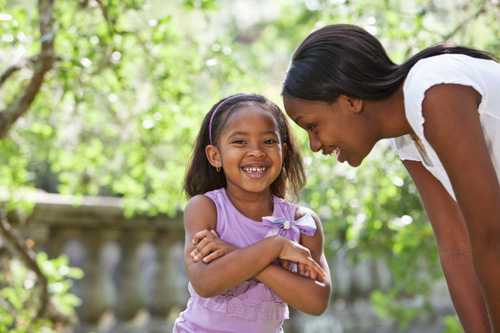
[{"xmin": 393, "ymin": 54, "xmax": 500, "ymax": 200}]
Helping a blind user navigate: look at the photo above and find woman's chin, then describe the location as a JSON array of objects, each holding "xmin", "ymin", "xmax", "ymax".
[{"xmin": 346, "ymin": 154, "xmax": 364, "ymax": 167}]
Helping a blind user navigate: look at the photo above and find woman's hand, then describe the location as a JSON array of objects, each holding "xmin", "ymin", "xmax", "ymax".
[
  {"xmin": 190, "ymin": 229, "xmax": 236, "ymax": 263},
  {"xmin": 278, "ymin": 238, "xmax": 327, "ymax": 282}
]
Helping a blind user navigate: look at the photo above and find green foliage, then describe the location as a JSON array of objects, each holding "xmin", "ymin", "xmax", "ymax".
[
  {"xmin": 442, "ymin": 315, "xmax": 465, "ymax": 333},
  {"xmin": 0, "ymin": 253, "xmax": 83, "ymax": 333},
  {"xmin": 1, "ymin": 0, "xmax": 498, "ymax": 331}
]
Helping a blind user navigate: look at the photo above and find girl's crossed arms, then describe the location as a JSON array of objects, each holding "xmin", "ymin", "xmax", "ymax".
[{"xmin": 185, "ymin": 196, "xmax": 331, "ymax": 315}]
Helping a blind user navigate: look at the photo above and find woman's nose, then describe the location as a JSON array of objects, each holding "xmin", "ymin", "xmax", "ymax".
[{"xmin": 309, "ymin": 133, "xmax": 321, "ymax": 152}]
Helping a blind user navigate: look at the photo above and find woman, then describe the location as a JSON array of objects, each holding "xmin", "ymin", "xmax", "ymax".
[{"xmin": 282, "ymin": 24, "xmax": 499, "ymax": 332}]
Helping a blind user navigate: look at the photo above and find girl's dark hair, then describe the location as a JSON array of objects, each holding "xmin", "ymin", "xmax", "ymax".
[
  {"xmin": 282, "ymin": 24, "xmax": 496, "ymax": 101},
  {"xmin": 184, "ymin": 93, "xmax": 305, "ymax": 199}
]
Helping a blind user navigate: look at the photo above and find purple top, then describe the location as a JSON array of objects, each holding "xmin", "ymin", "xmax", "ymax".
[{"xmin": 173, "ymin": 187, "xmax": 317, "ymax": 333}]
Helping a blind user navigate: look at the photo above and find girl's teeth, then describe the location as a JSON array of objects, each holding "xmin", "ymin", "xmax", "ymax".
[{"xmin": 243, "ymin": 167, "xmax": 266, "ymax": 172}]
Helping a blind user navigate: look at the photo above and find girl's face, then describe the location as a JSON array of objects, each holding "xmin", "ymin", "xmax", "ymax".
[
  {"xmin": 206, "ymin": 105, "xmax": 285, "ymax": 196},
  {"xmin": 283, "ymin": 96, "xmax": 376, "ymax": 167}
]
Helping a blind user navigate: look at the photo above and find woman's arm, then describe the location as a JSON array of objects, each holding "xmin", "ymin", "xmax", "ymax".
[
  {"xmin": 255, "ymin": 209, "xmax": 332, "ymax": 315},
  {"xmin": 404, "ymin": 160, "xmax": 491, "ymax": 333},
  {"xmin": 184, "ymin": 195, "xmax": 325, "ymax": 298},
  {"xmin": 421, "ymin": 83, "xmax": 500, "ymax": 330}
]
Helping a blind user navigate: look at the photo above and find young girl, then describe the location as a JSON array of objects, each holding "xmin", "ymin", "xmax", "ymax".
[
  {"xmin": 173, "ymin": 93, "xmax": 331, "ymax": 333},
  {"xmin": 282, "ymin": 24, "xmax": 500, "ymax": 332}
]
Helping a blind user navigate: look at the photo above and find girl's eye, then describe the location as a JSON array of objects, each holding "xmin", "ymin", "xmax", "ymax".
[{"xmin": 232, "ymin": 140, "xmax": 246, "ymax": 145}]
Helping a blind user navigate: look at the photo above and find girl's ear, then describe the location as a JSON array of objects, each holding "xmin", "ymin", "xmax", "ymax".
[
  {"xmin": 205, "ymin": 144, "xmax": 222, "ymax": 168},
  {"xmin": 338, "ymin": 94, "xmax": 364, "ymax": 114}
]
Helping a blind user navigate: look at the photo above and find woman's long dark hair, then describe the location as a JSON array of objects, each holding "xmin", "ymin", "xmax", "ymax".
[
  {"xmin": 282, "ymin": 24, "xmax": 496, "ymax": 101},
  {"xmin": 184, "ymin": 93, "xmax": 305, "ymax": 199}
]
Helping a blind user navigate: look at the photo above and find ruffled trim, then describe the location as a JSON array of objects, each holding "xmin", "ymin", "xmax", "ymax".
[{"xmin": 189, "ymin": 282, "xmax": 289, "ymax": 321}]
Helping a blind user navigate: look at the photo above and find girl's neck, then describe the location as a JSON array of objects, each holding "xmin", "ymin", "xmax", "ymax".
[{"xmin": 225, "ymin": 185, "xmax": 274, "ymax": 221}]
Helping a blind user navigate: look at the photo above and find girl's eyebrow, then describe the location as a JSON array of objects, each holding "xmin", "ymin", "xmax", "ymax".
[
  {"xmin": 226, "ymin": 131, "xmax": 249, "ymax": 138},
  {"xmin": 227, "ymin": 130, "xmax": 278, "ymax": 137}
]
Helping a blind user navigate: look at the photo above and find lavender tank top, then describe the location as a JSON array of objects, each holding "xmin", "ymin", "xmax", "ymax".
[{"xmin": 173, "ymin": 187, "xmax": 300, "ymax": 333}]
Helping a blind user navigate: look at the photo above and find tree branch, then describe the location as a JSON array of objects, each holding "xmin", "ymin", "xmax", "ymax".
[
  {"xmin": 441, "ymin": 0, "xmax": 487, "ymax": 41},
  {"xmin": 0, "ymin": 0, "xmax": 56, "ymax": 138},
  {"xmin": 0, "ymin": 64, "xmax": 23, "ymax": 89},
  {"xmin": 0, "ymin": 209, "xmax": 74, "ymax": 327},
  {"xmin": 0, "ymin": 209, "xmax": 49, "ymax": 318}
]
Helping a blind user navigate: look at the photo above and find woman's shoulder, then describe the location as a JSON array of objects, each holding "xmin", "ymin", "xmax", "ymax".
[
  {"xmin": 406, "ymin": 54, "xmax": 496, "ymax": 88},
  {"xmin": 408, "ymin": 54, "xmax": 468, "ymax": 82},
  {"xmin": 403, "ymin": 54, "xmax": 493, "ymax": 131}
]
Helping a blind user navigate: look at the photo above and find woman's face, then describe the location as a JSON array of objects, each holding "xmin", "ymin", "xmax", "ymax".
[{"xmin": 283, "ymin": 96, "xmax": 377, "ymax": 167}]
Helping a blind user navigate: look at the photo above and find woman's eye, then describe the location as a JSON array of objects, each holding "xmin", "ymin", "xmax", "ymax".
[
  {"xmin": 264, "ymin": 138, "xmax": 278, "ymax": 144},
  {"xmin": 306, "ymin": 124, "xmax": 317, "ymax": 132}
]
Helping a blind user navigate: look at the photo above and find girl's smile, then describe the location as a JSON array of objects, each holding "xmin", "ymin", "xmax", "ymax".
[{"xmin": 241, "ymin": 165, "xmax": 269, "ymax": 178}]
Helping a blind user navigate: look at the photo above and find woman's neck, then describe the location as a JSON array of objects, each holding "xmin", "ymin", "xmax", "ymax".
[
  {"xmin": 365, "ymin": 85, "xmax": 414, "ymax": 139},
  {"xmin": 225, "ymin": 185, "xmax": 274, "ymax": 221}
]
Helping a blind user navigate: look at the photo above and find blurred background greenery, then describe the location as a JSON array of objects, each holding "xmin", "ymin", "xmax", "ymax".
[{"xmin": 0, "ymin": 0, "xmax": 499, "ymax": 332}]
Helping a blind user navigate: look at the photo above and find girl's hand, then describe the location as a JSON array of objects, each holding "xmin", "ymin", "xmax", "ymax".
[
  {"xmin": 280, "ymin": 260, "xmax": 317, "ymax": 280},
  {"xmin": 279, "ymin": 238, "xmax": 327, "ymax": 282},
  {"xmin": 190, "ymin": 229, "xmax": 236, "ymax": 263}
]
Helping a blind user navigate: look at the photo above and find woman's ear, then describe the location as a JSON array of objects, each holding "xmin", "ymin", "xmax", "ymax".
[
  {"xmin": 205, "ymin": 144, "xmax": 222, "ymax": 168},
  {"xmin": 339, "ymin": 94, "xmax": 364, "ymax": 114}
]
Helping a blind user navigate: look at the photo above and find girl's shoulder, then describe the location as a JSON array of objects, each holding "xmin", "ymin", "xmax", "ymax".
[
  {"xmin": 294, "ymin": 205, "xmax": 320, "ymax": 223},
  {"xmin": 184, "ymin": 194, "xmax": 217, "ymax": 230},
  {"xmin": 273, "ymin": 197, "xmax": 320, "ymax": 223},
  {"xmin": 202, "ymin": 187, "xmax": 225, "ymax": 202}
]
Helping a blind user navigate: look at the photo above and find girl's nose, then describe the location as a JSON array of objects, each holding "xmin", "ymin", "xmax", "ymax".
[{"xmin": 247, "ymin": 144, "xmax": 266, "ymax": 157}]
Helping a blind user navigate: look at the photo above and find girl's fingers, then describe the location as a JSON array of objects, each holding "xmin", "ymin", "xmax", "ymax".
[
  {"xmin": 299, "ymin": 263, "xmax": 305, "ymax": 276},
  {"xmin": 192, "ymin": 229, "xmax": 215, "ymax": 244},
  {"xmin": 190, "ymin": 238, "xmax": 212, "ymax": 259},
  {"xmin": 193, "ymin": 242, "xmax": 217, "ymax": 260},
  {"xmin": 202, "ymin": 249, "xmax": 224, "ymax": 263},
  {"xmin": 194, "ymin": 235, "xmax": 215, "ymax": 252},
  {"xmin": 305, "ymin": 257, "xmax": 327, "ymax": 281}
]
